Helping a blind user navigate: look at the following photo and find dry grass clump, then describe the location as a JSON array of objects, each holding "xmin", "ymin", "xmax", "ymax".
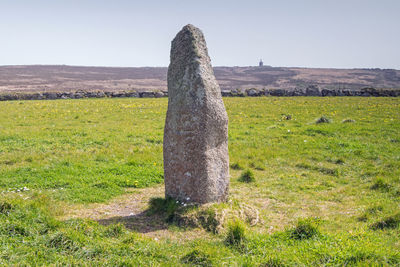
[
  {"xmin": 178, "ymin": 202, "xmax": 259, "ymax": 233},
  {"xmin": 148, "ymin": 197, "xmax": 260, "ymax": 234}
]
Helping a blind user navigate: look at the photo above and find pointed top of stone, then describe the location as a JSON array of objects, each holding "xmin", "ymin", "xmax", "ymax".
[
  {"xmin": 170, "ymin": 24, "xmax": 210, "ymax": 67},
  {"xmin": 181, "ymin": 23, "xmax": 197, "ymax": 31}
]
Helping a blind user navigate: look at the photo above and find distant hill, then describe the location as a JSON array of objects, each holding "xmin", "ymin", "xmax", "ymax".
[{"xmin": 0, "ymin": 65, "xmax": 399, "ymax": 93}]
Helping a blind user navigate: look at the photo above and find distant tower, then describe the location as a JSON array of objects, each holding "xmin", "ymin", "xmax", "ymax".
[{"xmin": 259, "ymin": 59, "xmax": 263, "ymax": 67}]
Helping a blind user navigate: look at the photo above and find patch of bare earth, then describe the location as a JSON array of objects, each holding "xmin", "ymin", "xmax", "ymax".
[
  {"xmin": 62, "ymin": 185, "xmax": 212, "ymax": 241},
  {"xmin": 61, "ymin": 179, "xmax": 355, "ymax": 241}
]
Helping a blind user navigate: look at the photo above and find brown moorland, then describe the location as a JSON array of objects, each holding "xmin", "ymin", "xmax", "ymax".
[{"xmin": 0, "ymin": 65, "xmax": 399, "ymax": 93}]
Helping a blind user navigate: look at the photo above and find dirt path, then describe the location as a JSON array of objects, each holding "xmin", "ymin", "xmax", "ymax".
[
  {"xmin": 62, "ymin": 185, "xmax": 211, "ymax": 241},
  {"xmin": 65, "ymin": 186, "xmax": 164, "ymax": 220}
]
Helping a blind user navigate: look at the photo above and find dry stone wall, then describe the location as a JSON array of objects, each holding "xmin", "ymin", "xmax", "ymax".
[{"xmin": 0, "ymin": 87, "xmax": 399, "ymax": 101}]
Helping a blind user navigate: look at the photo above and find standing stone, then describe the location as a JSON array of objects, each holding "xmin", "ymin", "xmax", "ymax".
[{"xmin": 163, "ymin": 24, "xmax": 229, "ymax": 204}]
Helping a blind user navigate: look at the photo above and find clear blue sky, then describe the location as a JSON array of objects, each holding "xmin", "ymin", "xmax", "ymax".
[{"xmin": 1, "ymin": 0, "xmax": 399, "ymax": 68}]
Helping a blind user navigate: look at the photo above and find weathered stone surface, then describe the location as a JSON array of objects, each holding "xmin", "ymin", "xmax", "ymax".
[
  {"xmin": 246, "ymin": 88, "xmax": 262, "ymax": 96},
  {"xmin": 306, "ymin": 85, "xmax": 321, "ymax": 96},
  {"xmin": 163, "ymin": 24, "xmax": 229, "ymax": 204}
]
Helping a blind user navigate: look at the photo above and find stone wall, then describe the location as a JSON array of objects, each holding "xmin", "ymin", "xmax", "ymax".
[
  {"xmin": 222, "ymin": 87, "xmax": 400, "ymax": 97},
  {"xmin": 0, "ymin": 86, "xmax": 399, "ymax": 101}
]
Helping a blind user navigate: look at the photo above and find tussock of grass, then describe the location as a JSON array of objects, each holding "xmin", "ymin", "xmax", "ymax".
[
  {"xmin": 305, "ymin": 128, "xmax": 333, "ymax": 136},
  {"xmin": 238, "ymin": 169, "xmax": 255, "ymax": 183},
  {"xmin": 262, "ymin": 257, "xmax": 287, "ymax": 267},
  {"xmin": 370, "ymin": 178, "xmax": 391, "ymax": 191},
  {"xmin": 358, "ymin": 205, "xmax": 384, "ymax": 222},
  {"xmin": 225, "ymin": 220, "xmax": 246, "ymax": 247},
  {"xmin": 282, "ymin": 114, "xmax": 292, "ymax": 120},
  {"xmin": 370, "ymin": 213, "xmax": 400, "ymax": 230},
  {"xmin": 2, "ymin": 223, "xmax": 30, "ymax": 236},
  {"xmin": 103, "ymin": 223, "xmax": 125, "ymax": 238},
  {"xmin": 196, "ymin": 208, "xmax": 221, "ymax": 233},
  {"xmin": 230, "ymin": 162, "xmax": 243, "ymax": 170},
  {"xmin": 334, "ymin": 158, "xmax": 345, "ymax": 165},
  {"xmin": 181, "ymin": 249, "xmax": 213, "ymax": 266},
  {"xmin": 315, "ymin": 115, "xmax": 332, "ymax": 124},
  {"xmin": 0, "ymin": 201, "xmax": 13, "ymax": 214},
  {"xmin": 357, "ymin": 214, "xmax": 369, "ymax": 222},
  {"xmin": 342, "ymin": 251, "xmax": 379, "ymax": 265},
  {"xmin": 121, "ymin": 233, "xmax": 137, "ymax": 244},
  {"xmin": 296, "ymin": 163, "xmax": 339, "ymax": 177},
  {"xmin": 366, "ymin": 205, "xmax": 384, "ymax": 214},
  {"xmin": 289, "ymin": 218, "xmax": 320, "ymax": 240},
  {"xmin": 249, "ymin": 161, "xmax": 265, "ymax": 170},
  {"xmin": 47, "ymin": 231, "xmax": 81, "ymax": 252}
]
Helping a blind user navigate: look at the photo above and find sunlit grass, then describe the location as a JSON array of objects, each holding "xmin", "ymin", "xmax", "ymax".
[{"xmin": 0, "ymin": 97, "xmax": 399, "ymax": 265}]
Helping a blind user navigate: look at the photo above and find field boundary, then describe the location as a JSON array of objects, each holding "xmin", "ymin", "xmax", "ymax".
[{"xmin": 0, "ymin": 87, "xmax": 399, "ymax": 101}]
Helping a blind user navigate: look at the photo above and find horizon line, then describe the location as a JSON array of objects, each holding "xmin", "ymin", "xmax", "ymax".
[{"xmin": 0, "ymin": 64, "xmax": 398, "ymax": 71}]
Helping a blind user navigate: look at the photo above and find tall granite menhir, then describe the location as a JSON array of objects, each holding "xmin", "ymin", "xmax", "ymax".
[{"xmin": 163, "ymin": 24, "xmax": 229, "ymax": 204}]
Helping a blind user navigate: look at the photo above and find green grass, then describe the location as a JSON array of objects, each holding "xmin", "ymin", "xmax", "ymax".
[
  {"xmin": 224, "ymin": 219, "xmax": 247, "ymax": 247},
  {"xmin": 238, "ymin": 169, "xmax": 256, "ymax": 183},
  {"xmin": 0, "ymin": 97, "xmax": 399, "ymax": 265},
  {"xmin": 0, "ymin": 99, "xmax": 164, "ymax": 202}
]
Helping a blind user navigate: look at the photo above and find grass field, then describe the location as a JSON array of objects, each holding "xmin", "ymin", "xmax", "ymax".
[{"xmin": 0, "ymin": 97, "xmax": 399, "ymax": 265}]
